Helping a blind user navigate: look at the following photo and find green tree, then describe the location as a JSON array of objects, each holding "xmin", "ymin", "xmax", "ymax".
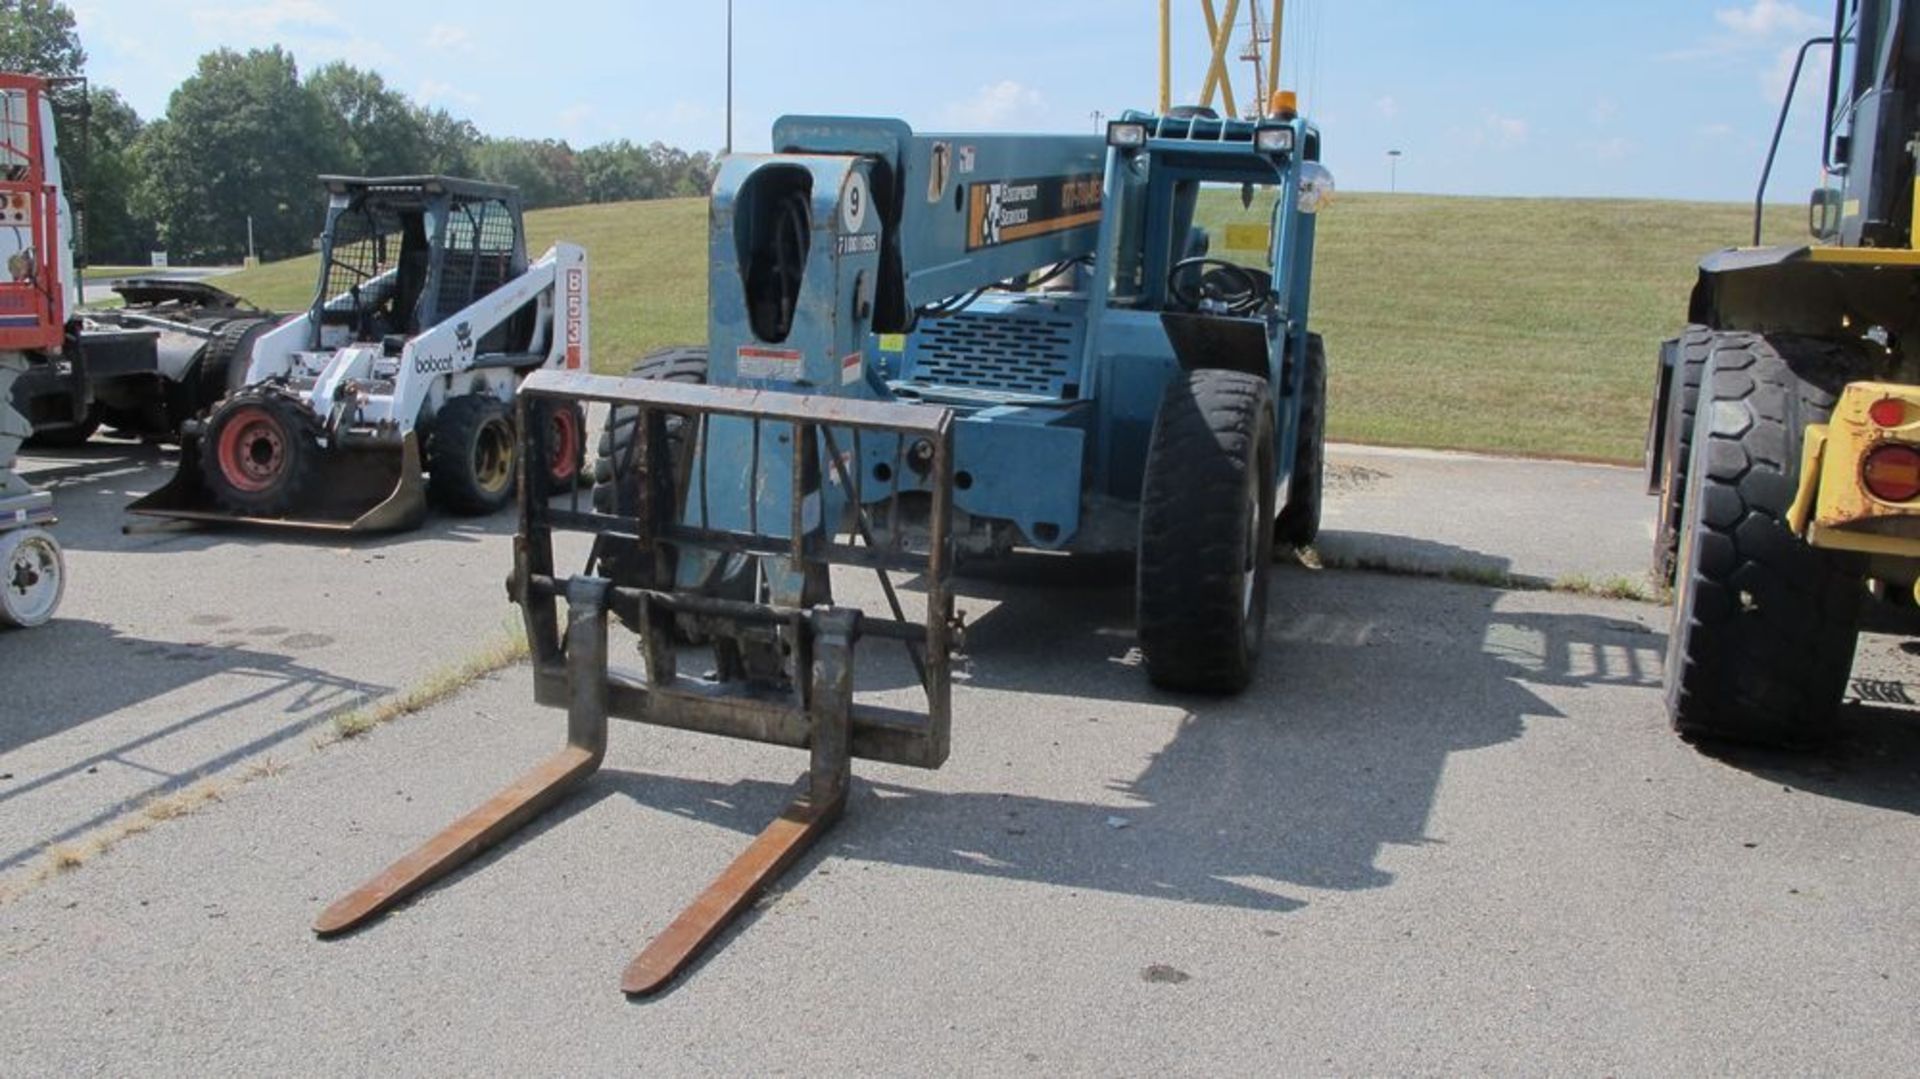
[
  {"xmin": 77, "ymin": 87, "xmax": 152, "ymax": 263},
  {"xmin": 306, "ymin": 61, "xmax": 425, "ymax": 176},
  {"xmin": 474, "ymin": 137, "xmax": 583, "ymax": 209},
  {"xmin": 0, "ymin": 0, "xmax": 85, "ymax": 77},
  {"xmin": 135, "ymin": 48, "xmax": 332, "ymax": 261},
  {"xmin": 415, "ymin": 106, "xmax": 482, "ymax": 175}
]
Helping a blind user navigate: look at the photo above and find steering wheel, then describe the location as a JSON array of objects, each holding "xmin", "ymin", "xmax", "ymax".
[{"xmin": 1167, "ymin": 257, "xmax": 1264, "ymax": 314}]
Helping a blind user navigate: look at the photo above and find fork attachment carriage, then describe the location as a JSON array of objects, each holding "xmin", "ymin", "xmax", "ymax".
[{"xmin": 315, "ymin": 369, "xmax": 956, "ymax": 996}]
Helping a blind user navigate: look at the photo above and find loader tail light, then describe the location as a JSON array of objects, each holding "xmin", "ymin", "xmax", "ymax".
[
  {"xmin": 1869, "ymin": 397, "xmax": 1907, "ymax": 427},
  {"xmin": 1862, "ymin": 444, "xmax": 1920, "ymax": 502}
]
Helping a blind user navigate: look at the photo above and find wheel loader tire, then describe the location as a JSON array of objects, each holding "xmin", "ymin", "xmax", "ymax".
[
  {"xmin": 427, "ymin": 394, "xmax": 518, "ymax": 516},
  {"xmin": 1275, "ymin": 333, "xmax": 1326, "ymax": 549},
  {"xmin": 1652, "ymin": 325, "xmax": 1714, "ymax": 586},
  {"xmin": 1137, "ymin": 368, "xmax": 1277, "ymax": 694},
  {"xmin": 198, "ymin": 391, "xmax": 321, "ymax": 516},
  {"xmin": 1664, "ymin": 334, "xmax": 1865, "ymax": 747}
]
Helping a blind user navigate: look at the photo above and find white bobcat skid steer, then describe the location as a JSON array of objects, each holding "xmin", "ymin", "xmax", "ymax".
[{"xmin": 131, "ymin": 176, "xmax": 589, "ymax": 531}]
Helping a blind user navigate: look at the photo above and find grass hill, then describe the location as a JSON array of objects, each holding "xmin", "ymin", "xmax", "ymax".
[{"xmin": 217, "ymin": 192, "xmax": 1788, "ymax": 463}]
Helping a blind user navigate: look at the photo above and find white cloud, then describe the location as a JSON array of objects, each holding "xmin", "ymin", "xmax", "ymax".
[
  {"xmin": 425, "ymin": 23, "xmax": 473, "ymax": 54},
  {"xmin": 1699, "ymin": 122, "xmax": 1736, "ymax": 139},
  {"xmin": 1483, "ymin": 112, "xmax": 1529, "ymax": 147},
  {"xmin": 1763, "ymin": 39, "xmax": 1830, "ymax": 99},
  {"xmin": 1587, "ymin": 136, "xmax": 1632, "ymax": 162},
  {"xmin": 1590, "ymin": 97, "xmax": 1618, "ymax": 126},
  {"xmin": 417, "ymin": 79, "xmax": 479, "ymax": 107},
  {"xmin": 186, "ymin": 0, "xmax": 342, "ymax": 37},
  {"xmin": 1715, "ymin": 0, "xmax": 1824, "ymax": 38},
  {"xmin": 942, "ymin": 80, "xmax": 1044, "ymax": 130},
  {"xmin": 1375, "ymin": 95, "xmax": 1399, "ymax": 120}
]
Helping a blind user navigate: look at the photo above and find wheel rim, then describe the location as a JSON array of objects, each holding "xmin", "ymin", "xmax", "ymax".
[
  {"xmin": 547, "ymin": 408, "xmax": 579, "ymax": 484},
  {"xmin": 473, "ymin": 416, "xmax": 516, "ymax": 495},
  {"xmin": 216, "ymin": 405, "xmax": 290, "ymax": 493},
  {"xmin": 4, "ymin": 531, "xmax": 62, "ymax": 625}
]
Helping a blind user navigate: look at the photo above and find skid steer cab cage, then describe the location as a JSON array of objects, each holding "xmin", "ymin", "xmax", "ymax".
[{"xmin": 316, "ymin": 369, "xmax": 957, "ymax": 997}]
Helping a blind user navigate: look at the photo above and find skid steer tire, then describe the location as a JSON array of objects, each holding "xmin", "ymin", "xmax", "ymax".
[
  {"xmin": 1664, "ymin": 334, "xmax": 1865, "ymax": 747},
  {"xmin": 1652, "ymin": 325, "xmax": 1714, "ymax": 586},
  {"xmin": 1275, "ymin": 333, "xmax": 1326, "ymax": 549},
  {"xmin": 1137, "ymin": 368, "xmax": 1277, "ymax": 694},
  {"xmin": 198, "ymin": 391, "xmax": 321, "ymax": 516},
  {"xmin": 427, "ymin": 394, "xmax": 518, "ymax": 516},
  {"xmin": 536, "ymin": 399, "xmax": 587, "ymax": 491}
]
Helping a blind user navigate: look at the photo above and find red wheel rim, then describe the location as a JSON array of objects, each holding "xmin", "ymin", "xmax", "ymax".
[
  {"xmin": 547, "ymin": 408, "xmax": 580, "ymax": 484},
  {"xmin": 216, "ymin": 405, "xmax": 290, "ymax": 493}
]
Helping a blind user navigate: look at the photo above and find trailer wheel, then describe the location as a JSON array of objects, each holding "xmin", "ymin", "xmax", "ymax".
[
  {"xmin": 195, "ymin": 317, "xmax": 277, "ymax": 411},
  {"xmin": 0, "ymin": 527, "xmax": 65, "ymax": 628},
  {"xmin": 1275, "ymin": 333, "xmax": 1326, "ymax": 549},
  {"xmin": 24, "ymin": 406, "xmax": 99, "ymax": 448},
  {"xmin": 427, "ymin": 394, "xmax": 518, "ymax": 515},
  {"xmin": 199, "ymin": 391, "xmax": 320, "ymax": 516},
  {"xmin": 1137, "ymin": 368, "xmax": 1277, "ymax": 693},
  {"xmin": 1651, "ymin": 325, "xmax": 1714, "ymax": 586},
  {"xmin": 1665, "ymin": 334, "xmax": 1865, "ymax": 746}
]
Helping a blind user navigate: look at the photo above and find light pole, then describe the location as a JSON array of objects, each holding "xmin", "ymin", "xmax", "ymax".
[
  {"xmin": 1090, "ymin": 109, "xmax": 1105, "ymax": 132},
  {"xmin": 1387, "ymin": 149, "xmax": 1403, "ymax": 193},
  {"xmin": 725, "ymin": 0, "xmax": 733, "ymax": 155}
]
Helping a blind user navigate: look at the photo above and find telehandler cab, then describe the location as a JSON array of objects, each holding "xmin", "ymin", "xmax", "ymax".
[{"xmin": 319, "ymin": 103, "xmax": 1334, "ymax": 994}]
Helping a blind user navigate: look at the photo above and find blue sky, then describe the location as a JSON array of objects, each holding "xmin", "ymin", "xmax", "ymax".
[{"xmin": 71, "ymin": 0, "xmax": 1844, "ymax": 202}]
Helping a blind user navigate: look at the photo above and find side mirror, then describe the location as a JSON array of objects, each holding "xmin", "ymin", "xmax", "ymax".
[
  {"xmin": 1185, "ymin": 226, "xmax": 1211, "ymax": 259},
  {"xmin": 1809, "ymin": 187, "xmax": 1842, "ymax": 242}
]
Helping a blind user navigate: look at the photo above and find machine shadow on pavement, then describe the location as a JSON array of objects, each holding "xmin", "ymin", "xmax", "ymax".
[
  {"xmin": 0, "ymin": 617, "xmax": 389, "ymax": 872},
  {"xmin": 468, "ymin": 537, "xmax": 1672, "ymax": 933},
  {"xmin": 16, "ymin": 440, "xmax": 527, "ymax": 555}
]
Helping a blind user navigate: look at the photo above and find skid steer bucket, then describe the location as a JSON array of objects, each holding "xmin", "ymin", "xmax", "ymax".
[
  {"xmin": 316, "ymin": 370, "xmax": 957, "ymax": 996},
  {"xmin": 127, "ymin": 432, "xmax": 428, "ymax": 533}
]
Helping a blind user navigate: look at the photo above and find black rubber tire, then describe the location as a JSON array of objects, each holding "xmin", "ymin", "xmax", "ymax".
[
  {"xmin": 591, "ymin": 346, "xmax": 709, "ymax": 517},
  {"xmin": 591, "ymin": 347, "xmax": 755, "ymax": 638},
  {"xmin": 1137, "ymin": 368, "xmax": 1277, "ymax": 694},
  {"xmin": 197, "ymin": 390, "xmax": 321, "ymax": 516},
  {"xmin": 427, "ymin": 394, "xmax": 518, "ymax": 516},
  {"xmin": 1652, "ymin": 325, "xmax": 1714, "ymax": 586},
  {"xmin": 1275, "ymin": 333, "xmax": 1326, "ymax": 549},
  {"xmin": 1664, "ymin": 333, "xmax": 1866, "ymax": 746},
  {"xmin": 24, "ymin": 406, "xmax": 99, "ymax": 448},
  {"xmin": 534, "ymin": 398, "xmax": 587, "ymax": 491},
  {"xmin": 194, "ymin": 317, "xmax": 277, "ymax": 412}
]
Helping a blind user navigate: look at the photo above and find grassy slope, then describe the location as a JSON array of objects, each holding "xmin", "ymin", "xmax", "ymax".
[{"xmin": 218, "ymin": 192, "xmax": 1791, "ymax": 463}]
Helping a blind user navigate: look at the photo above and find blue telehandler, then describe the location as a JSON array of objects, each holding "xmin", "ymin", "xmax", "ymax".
[{"xmin": 316, "ymin": 103, "xmax": 1334, "ymax": 994}]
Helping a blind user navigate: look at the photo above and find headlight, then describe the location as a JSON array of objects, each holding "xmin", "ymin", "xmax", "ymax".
[
  {"xmin": 1107, "ymin": 121, "xmax": 1147, "ymax": 149},
  {"xmin": 1255, "ymin": 125, "xmax": 1295, "ymax": 154}
]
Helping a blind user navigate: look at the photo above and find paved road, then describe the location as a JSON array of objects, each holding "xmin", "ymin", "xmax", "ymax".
[{"xmin": 1, "ymin": 437, "xmax": 1916, "ymax": 1073}]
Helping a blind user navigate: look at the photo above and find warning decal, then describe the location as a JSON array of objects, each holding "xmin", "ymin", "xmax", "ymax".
[{"xmin": 737, "ymin": 345, "xmax": 803, "ymax": 380}]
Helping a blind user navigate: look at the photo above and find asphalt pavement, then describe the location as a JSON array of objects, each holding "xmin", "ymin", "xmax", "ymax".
[{"xmin": 1, "ymin": 437, "xmax": 1917, "ymax": 1074}]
